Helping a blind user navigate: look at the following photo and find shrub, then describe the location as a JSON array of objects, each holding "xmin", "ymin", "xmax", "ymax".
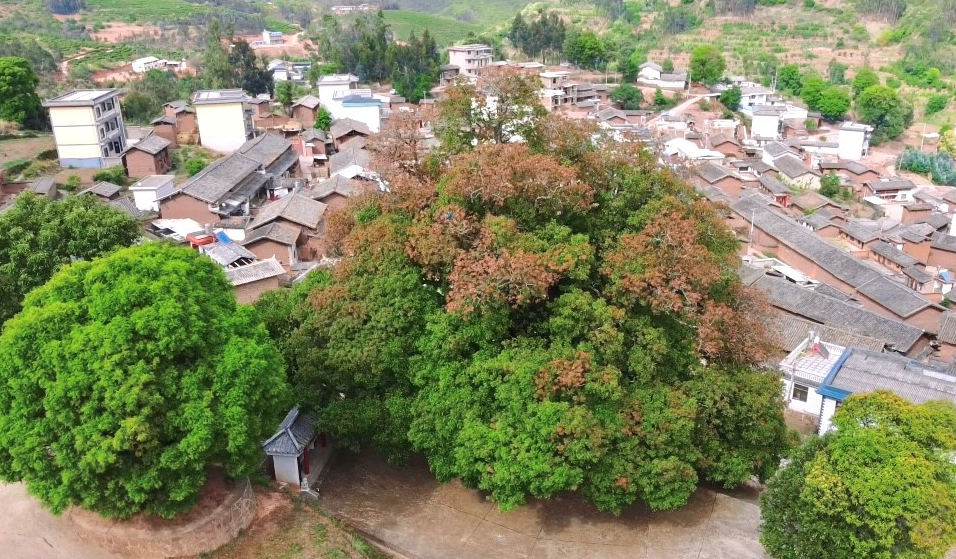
[
  {"xmin": 926, "ymin": 94, "xmax": 950, "ymax": 115},
  {"xmin": 62, "ymin": 174, "xmax": 81, "ymax": 192},
  {"xmin": 184, "ymin": 158, "xmax": 207, "ymax": 177},
  {"xmin": 92, "ymin": 165, "xmax": 127, "ymax": 186}
]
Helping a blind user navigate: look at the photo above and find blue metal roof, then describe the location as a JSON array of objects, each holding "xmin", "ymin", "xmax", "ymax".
[
  {"xmin": 215, "ymin": 231, "xmax": 232, "ymax": 244},
  {"xmin": 818, "ymin": 347, "xmax": 854, "ymax": 401}
]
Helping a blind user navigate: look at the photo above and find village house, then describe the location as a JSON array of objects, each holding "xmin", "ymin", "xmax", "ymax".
[
  {"xmin": 788, "ymin": 190, "xmax": 847, "ymax": 218},
  {"xmin": 778, "ymin": 334, "xmax": 851, "ymax": 420},
  {"xmin": 192, "ymin": 89, "xmax": 255, "ymax": 153},
  {"xmin": 796, "ymin": 210, "xmax": 841, "ymax": 238},
  {"xmin": 330, "ymin": 118, "xmax": 372, "ymax": 151},
  {"xmin": 202, "ymin": 242, "xmax": 257, "ymax": 269},
  {"xmin": 240, "ymin": 222, "xmax": 301, "ymax": 270},
  {"xmin": 78, "ymin": 180, "xmax": 122, "ymax": 201},
  {"xmin": 306, "ymin": 174, "xmax": 364, "ymax": 212},
  {"xmin": 744, "ymin": 270, "xmax": 927, "ymax": 357},
  {"xmin": 837, "ymin": 121, "xmax": 874, "ymax": 161},
  {"xmin": 316, "ymin": 74, "xmax": 360, "ymax": 119},
  {"xmin": 337, "ymin": 93, "xmax": 382, "ymax": 133},
  {"xmin": 262, "ymin": 407, "xmax": 333, "ymax": 493},
  {"xmin": 818, "ymin": 160, "xmax": 881, "ymax": 186},
  {"xmin": 129, "ymin": 174, "xmax": 175, "ymax": 213},
  {"xmin": 770, "ymin": 154, "xmax": 821, "ymax": 190},
  {"xmin": 751, "ymin": 106, "xmax": 782, "ymax": 141},
  {"xmin": 447, "ymin": 44, "xmax": 493, "ymax": 80},
  {"xmin": 693, "ymin": 162, "xmax": 743, "ymax": 198},
  {"xmin": 636, "ymin": 62, "xmax": 687, "ymax": 89},
  {"xmin": 292, "ymin": 95, "xmax": 323, "ymax": 128},
  {"xmin": 738, "ymin": 86, "xmax": 772, "ymax": 110},
  {"xmin": 328, "ymin": 145, "xmax": 372, "ymax": 180},
  {"xmin": 929, "ymin": 233, "xmax": 956, "ymax": 270},
  {"xmin": 709, "ymin": 134, "xmax": 743, "ymax": 159},
  {"xmin": 756, "ymin": 174, "xmax": 792, "ymax": 208},
  {"xmin": 249, "ymin": 193, "xmax": 327, "ymax": 260},
  {"xmin": 816, "ymin": 348, "xmax": 956, "ymax": 433},
  {"xmin": 226, "ymin": 257, "xmax": 286, "ymax": 304},
  {"xmin": 862, "ymin": 178, "xmax": 916, "ymax": 202},
  {"xmin": 43, "ymin": 89, "xmax": 126, "ymax": 169},
  {"xmin": 122, "ymin": 132, "xmax": 172, "ymax": 177},
  {"xmin": 734, "ymin": 195, "xmax": 944, "ymax": 329},
  {"xmin": 300, "ymin": 128, "xmax": 332, "ymax": 171}
]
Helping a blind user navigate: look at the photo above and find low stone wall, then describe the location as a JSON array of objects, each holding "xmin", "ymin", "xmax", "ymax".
[{"xmin": 67, "ymin": 478, "xmax": 257, "ymax": 558}]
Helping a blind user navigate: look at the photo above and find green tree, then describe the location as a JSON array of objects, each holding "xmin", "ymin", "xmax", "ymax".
[
  {"xmin": 827, "ymin": 58, "xmax": 848, "ymax": 85},
  {"xmin": 761, "ymin": 392, "xmax": 956, "ymax": 559},
  {"xmin": 563, "ymin": 29, "xmax": 608, "ymax": 69},
  {"xmin": 184, "ymin": 158, "xmax": 207, "ymax": 176},
  {"xmin": 654, "ymin": 88, "xmax": 670, "ymax": 108},
  {"xmin": 0, "ymin": 193, "xmax": 140, "ymax": 325},
  {"xmin": 856, "ymin": 84, "xmax": 913, "ymax": 144},
  {"xmin": 852, "ymin": 66, "xmax": 879, "ymax": 98},
  {"xmin": 926, "ymin": 93, "xmax": 949, "ymax": 115},
  {"xmin": 0, "ymin": 57, "xmax": 43, "ymax": 129},
  {"xmin": 799, "ymin": 74, "xmax": 827, "ymax": 110},
  {"xmin": 662, "ymin": 58, "xmax": 675, "ymax": 72},
  {"xmin": 689, "ymin": 44, "xmax": 725, "ymax": 84},
  {"xmin": 313, "ymin": 106, "xmax": 332, "ymax": 131},
  {"xmin": 776, "ymin": 64, "xmax": 803, "ymax": 96},
  {"xmin": 0, "ymin": 243, "xmax": 291, "ymax": 519},
  {"xmin": 816, "ymin": 86, "xmax": 851, "ymax": 121},
  {"xmin": 610, "ymin": 84, "xmax": 643, "ymax": 110},
  {"xmin": 267, "ymin": 89, "xmax": 792, "ymax": 514},
  {"xmin": 275, "ymin": 81, "xmax": 295, "ymax": 113},
  {"xmin": 819, "ymin": 173, "xmax": 842, "ymax": 197},
  {"xmin": 202, "ymin": 20, "xmax": 232, "ymax": 89},
  {"xmin": 719, "ymin": 86, "xmax": 742, "ymax": 110}
]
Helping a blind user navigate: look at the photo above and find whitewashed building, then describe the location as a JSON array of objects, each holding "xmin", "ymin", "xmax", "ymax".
[
  {"xmin": 447, "ymin": 44, "xmax": 493, "ymax": 79},
  {"xmin": 192, "ymin": 89, "xmax": 254, "ymax": 153},
  {"xmin": 129, "ymin": 174, "xmax": 175, "ymax": 212},
  {"xmin": 43, "ymin": 89, "xmax": 126, "ymax": 169},
  {"xmin": 838, "ymin": 121, "xmax": 874, "ymax": 161}
]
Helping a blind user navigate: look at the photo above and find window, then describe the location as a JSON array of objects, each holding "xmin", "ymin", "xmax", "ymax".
[
  {"xmin": 792, "ymin": 384, "xmax": 809, "ymax": 403},
  {"xmin": 95, "ymin": 107, "xmax": 101, "ymax": 118}
]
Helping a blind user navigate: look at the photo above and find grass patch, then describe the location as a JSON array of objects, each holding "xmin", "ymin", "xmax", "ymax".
[
  {"xmin": 383, "ymin": 10, "xmax": 482, "ymax": 45},
  {"xmin": 82, "ymin": 0, "xmax": 207, "ymax": 21}
]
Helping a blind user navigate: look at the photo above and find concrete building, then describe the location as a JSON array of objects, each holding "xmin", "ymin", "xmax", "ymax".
[
  {"xmin": 338, "ymin": 94, "xmax": 382, "ymax": 132},
  {"xmin": 43, "ymin": 89, "xmax": 127, "ymax": 169},
  {"xmin": 316, "ymin": 74, "xmax": 359, "ymax": 119},
  {"xmin": 131, "ymin": 56, "xmax": 166, "ymax": 73},
  {"xmin": 751, "ymin": 106, "xmax": 782, "ymax": 140},
  {"xmin": 447, "ymin": 44, "xmax": 493, "ymax": 79},
  {"xmin": 838, "ymin": 121, "xmax": 874, "ymax": 161},
  {"xmin": 779, "ymin": 334, "xmax": 847, "ymax": 419},
  {"xmin": 192, "ymin": 89, "xmax": 254, "ymax": 153},
  {"xmin": 129, "ymin": 174, "xmax": 175, "ymax": 213},
  {"xmin": 636, "ymin": 62, "xmax": 688, "ymax": 90},
  {"xmin": 262, "ymin": 29, "xmax": 284, "ymax": 45}
]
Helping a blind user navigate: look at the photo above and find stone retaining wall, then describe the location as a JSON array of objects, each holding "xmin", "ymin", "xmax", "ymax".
[{"xmin": 67, "ymin": 478, "xmax": 257, "ymax": 558}]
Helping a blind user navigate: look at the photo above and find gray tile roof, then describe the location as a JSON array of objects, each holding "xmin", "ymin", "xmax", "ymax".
[
  {"xmin": 750, "ymin": 273, "xmax": 924, "ymax": 353},
  {"xmin": 758, "ymin": 174, "xmax": 789, "ymax": 195},
  {"xmin": 241, "ymin": 222, "xmax": 300, "ymax": 247},
  {"xmin": 181, "ymin": 153, "xmax": 262, "ymax": 204},
  {"xmin": 763, "ymin": 142, "xmax": 792, "ymax": 158},
  {"xmin": 922, "ymin": 214, "xmax": 951, "ymax": 231},
  {"xmin": 730, "ymin": 158, "xmax": 772, "ymax": 173},
  {"xmin": 293, "ymin": 95, "xmax": 322, "ymax": 109},
  {"xmin": 773, "ymin": 154, "xmax": 819, "ymax": 179},
  {"xmin": 639, "ymin": 61, "xmax": 662, "ymax": 71},
  {"xmin": 127, "ymin": 132, "xmax": 170, "ymax": 155},
  {"xmin": 107, "ymin": 197, "xmax": 149, "ymax": 220},
  {"xmin": 842, "ymin": 221, "xmax": 880, "ymax": 244},
  {"xmin": 823, "ymin": 348, "xmax": 956, "ymax": 404},
  {"xmin": 905, "ymin": 203, "xmax": 934, "ymax": 212},
  {"xmin": 164, "ymin": 100, "xmax": 194, "ymax": 113},
  {"xmin": 814, "ymin": 283, "xmax": 854, "ymax": 302},
  {"xmin": 226, "ymin": 258, "xmax": 285, "ymax": 287},
  {"xmin": 303, "ymin": 128, "xmax": 328, "ymax": 143},
  {"xmin": 30, "ymin": 177, "xmax": 56, "ymax": 197},
  {"xmin": 710, "ymin": 133, "xmax": 738, "ymax": 147},
  {"xmin": 931, "ymin": 232, "xmax": 956, "ymax": 253},
  {"xmin": 791, "ymin": 191, "xmax": 842, "ymax": 212},
  {"xmin": 902, "ymin": 266, "xmax": 933, "ymax": 284},
  {"xmin": 236, "ymin": 133, "xmax": 294, "ymax": 171},
  {"xmin": 735, "ymin": 196, "xmax": 935, "ymax": 319},
  {"xmin": 307, "ymin": 174, "xmax": 363, "ymax": 199},
  {"xmin": 151, "ymin": 115, "xmax": 178, "ymax": 125},
  {"xmin": 330, "ymin": 118, "xmax": 371, "ymax": 139},
  {"xmin": 695, "ymin": 162, "xmax": 730, "ymax": 184},
  {"xmin": 249, "ymin": 193, "xmax": 327, "ymax": 230},
  {"xmin": 329, "ymin": 147, "xmax": 371, "ymax": 174},
  {"xmin": 871, "ymin": 241, "xmax": 919, "ymax": 268},
  {"xmin": 203, "ymin": 242, "xmax": 257, "ymax": 267},
  {"xmin": 80, "ymin": 181, "xmax": 122, "ymax": 199},
  {"xmin": 798, "ymin": 212, "xmax": 835, "ymax": 230},
  {"xmin": 771, "ymin": 314, "xmax": 885, "ymax": 353},
  {"xmin": 939, "ymin": 312, "xmax": 956, "ymax": 345},
  {"xmin": 262, "ymin": 407, "xmax": 317, "ymax": 455},
  {"xmin": 865, "ymin": 178, "xmax": 915, "ymax": 192}
]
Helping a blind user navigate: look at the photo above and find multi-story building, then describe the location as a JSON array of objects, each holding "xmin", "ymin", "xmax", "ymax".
[
  {"xmin": 192, "ymin": 89, "xmax": 255, "ymax": 153},
  {"xmin": 43, "ymin": 89, "xmax": 127, "ymax": 169},
  {"xmin": 447, "ymin": 44, "xmax": 493, "ymax": 79},
  {"xmin": 316, "ymin": 74, "xmax": 359, "ymax": 119}
]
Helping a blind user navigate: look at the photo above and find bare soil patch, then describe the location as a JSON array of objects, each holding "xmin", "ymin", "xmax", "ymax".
[
  {"xmin": 91, "ymin": 23, "xmax": 162, "ymax": 43},
  {"xmin": 240, "ymin": 33, "xmax": 313, "ymax": 58},
  {"xmin": 0, "ymin": 136, "xmax": 55, "ymax": 166}
]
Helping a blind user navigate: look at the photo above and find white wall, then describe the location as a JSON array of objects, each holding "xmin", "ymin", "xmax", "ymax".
[
  {"xmin": 318, "ymin": 84, "xmax": 352, "ymax": 119},
  {"xmin": 782, "ymin": 379, "xmax": 824, "ymax": 417},
  {"xmin": 638, "ymin": 67, "xmax": 661, "ymax": 81},
  {"xmin": 752, "ymin": 114, "xmax": 780, "ymax": 140},
  {"xmin": 273, "ymin": 455, "xmax": 300, "ymax": 485},
  {"xmin": 818, "ymin": 398, "xmax": 839, "ymax": 434},
  {"xmin": 196, "ymin": 103, "xmax": 247, "ymax": 153},
  {"xmin": 838, "ymin": 129, "xmax": 866, "ymax": 161},
  {"xmin": 131, "ymin": 179, "xmax": 175, "ymax": 212},
  {"xmin": 339, "ymin": 104, "xmax": 381, "ymax": 133}
]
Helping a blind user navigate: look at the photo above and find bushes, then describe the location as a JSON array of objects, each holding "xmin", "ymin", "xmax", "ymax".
[
  {"xmin": 185, "ymin": 158, "xmax": 207, "ymax": 177},
  {"xmin": 92, "ymin": 165, "xmax": 127, "ymax": 186},
  {"xmin": 898, "ymin": 149, "xmax": 956, "ymax": 185},
  {"xmin": 926, "ymin": 94, "xmax": 950, "ymax": 115}
]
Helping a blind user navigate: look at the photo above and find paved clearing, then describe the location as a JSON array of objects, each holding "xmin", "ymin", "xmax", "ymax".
[
  {"xmin": 0, "ymin": 483, "xmax": 124, "ymax": 559},
  {"xmin": 318, "ymin": 451, "xmax": 770, "ymax": 559}
]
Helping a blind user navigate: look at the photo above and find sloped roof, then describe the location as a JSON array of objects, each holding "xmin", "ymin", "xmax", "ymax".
[
  {"xmin": 865, "ymin": 178, "xmax": 915, "ymax": 192},
  {"xmin": 798, "ymin": 212, "xmax": 836, "ymax": 230},
  {"xmin": 249, "ymin": 193, "xmax": 327, "ymax": 230},
  {"xmin": 329, "ymin": 147, "xmax": 371, "ymax": 174},
  {"xmin": 108, "ymin": 197, "xmax": 149, "ymax": 220},
  {"xmin": 151, "ymin": 115, "xmax": 177, "ymax": 125},
  {"xmin": 750, "ymin": 273, "xmax": 924, "ymax": 353},
  {"xmin": 303, "ymin": 128, "xmax": 328, "ymax": 143},
  {"xmin": 763, "ymin": 142, "xmax": 793, "ymax": 158},
  {"xmin": 204, "ymin": 243, "xmax": 257, "ymax": 267},
  {"xmin": 758, "ymin": 174, "xmax": 789, "ymax": 195},
  {"xmin": 821, "ymin": 348, "xmax": 956, "ymax": 404},
  {"xmin": 773, "ymin": 154, "xmax": 819, "ymax": 179},
  {"xmin": 80, "ymin": 181, "xmax": 122, "ymax": 198},
  {"xmin": 181, "ymin": 153, "xmax": 262, "ymax": 204},
  {"xmin": 639, "ymin": 61, "xmax": 662, "ymax": 71},
  {"xmin": 226, "ymin": 258, "xmax": 285, "ymax": 287},
  {"xmin": 791, "ymin": 190, "xmax": 843, "ymax": 212},
  {"xmin": 734, "ymin": 196, "xmax": 935, "ymax": 319},
  {"xmin": 771, "ymin": 314, "xmax": 885, "ymax": 353},
  {"xmin": 939, "ymin": 312, "xmax": 956, "ymax": 345},
  {"xmin": 922, "ymin": 214, "xmax": 951, "ymax": 231},
  {"xmin": 842, "ymin": 221, "xmax": 880, "ymax": 243},
  {"xmin": 236, "ymin": 133, "xmax": 294, "ymax": 170},
  {"xmin": 126, "ymin": 132, "xmax": 170, "ymax": 155},
  {"xmin": 307, "ymin": 174, "xmax": 363, "ymax": 199},
  {"xmin": 330, "ymin": 118, "xmax": 372, "ymax": 139},
  {"xmin": 931, "ymin": 232, "xmax": 956, "ymax": 253},
  {"xmin": 241, "ymin": 222, "xmax": 301, "ymax": 247},
  {"xmin": 262, "ymin": 407, "xmax": 317, "ymax": 455},
  {"xmin": 903, "ymin": 265, "xmax": 933, "ymax": 284},
  {"xmin": 293, "ymin": 95, "xmax": 322, "ymax": 109},
  {"xmin": 870, "ymin": 241, "xmax": 919, "ymax": 268},
  {"xmin": 710, "ymin": 133, "xmax": 738, "ymax": 147},
  {"xmin": 695, "ymin": 162, "xmax": 730, "ymax": 184}
]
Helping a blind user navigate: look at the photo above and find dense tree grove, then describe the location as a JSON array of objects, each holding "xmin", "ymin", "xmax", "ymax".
[
  {"xmin": 689, "ymin": 44, "xmax": 725, "ymax": 84},
  {"xmin": 611, "ymin": 84, "xmax": 643, "ymax": 109},
  {"xmin": 257, "ymin": 71, "xmax": 792, "ymax": 514},
  {"xmin": 856, "ymin": 84, "xmax": 913, "ymax": 144},
  {"xmin": 0, "ymin": 243, "xmax": 291, "ymax": 518},
  {"xmin": 0, "ymin": 57, "xmax": 43, "ymax": 129},
  {"xmin": 310, "ymin": 12, "xmax": 439, "ymax": 102},
  {"xmin": 563, "ymin": 29, "xmax": 608, "ymax": 69},
  {"xmin": 761, "ymin": 392, "xmax": 956, "ymax": 559},
  {"xmin": 0, "ymin": 193, "xmax": 141, "ymax": 326},
  {"xmin": 508, "ymin": 11, "xmax": 566, "ymax": 64}
]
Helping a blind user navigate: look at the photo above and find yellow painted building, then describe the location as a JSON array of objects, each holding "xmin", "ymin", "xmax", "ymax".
[{"xmin": 43, "ymin": 89, "xmax": 126, "ymax": 169}]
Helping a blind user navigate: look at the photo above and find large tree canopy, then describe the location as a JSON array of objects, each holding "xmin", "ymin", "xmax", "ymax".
[
  {"xmin": 0, "ymin": 193, "xmax": 141, "ymax": 326},
  {"xmin": 258, "ymin": 76, "xmax": 791, "ymax": 515},
  {"xmin": 0, "ymin": 57, "xmax": 43, "ymax": 129},
  {"xmin": 0, "ymin": 243, "xmax": 291, "ymax": 518},
  {"xmin": 856, "ymin": 84, "xmax": 913, "ymax": 145},
  {"xmin": 760, "ymin": 392, "xmax": 956, "ymax": 559}
]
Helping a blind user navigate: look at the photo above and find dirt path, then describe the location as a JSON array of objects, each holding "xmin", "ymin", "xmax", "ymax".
[
  {"xmin": 646, "ymin": 94, "xmax": 705, "ymax": 127},
  {"xmin": 318, "ymin": 450, "xmax": 769, "ymax": 559}
]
